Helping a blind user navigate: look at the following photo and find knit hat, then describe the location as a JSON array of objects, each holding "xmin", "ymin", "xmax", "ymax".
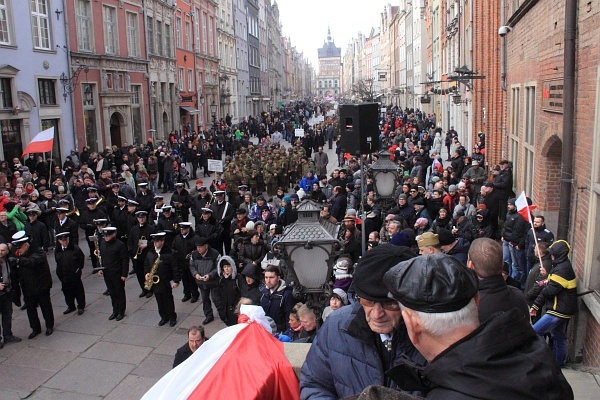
[
  {"xmin": 448, "ymin": 184, "xmax": 458, "ymax": 192},
  {"xmin": 283, "ymin": 195, "xmax": 291, "ymax": 203},
  {"xmin": 334, "ymin": 257, "xmax": 353, "ymax": 276},
  {"xmin": 245, "ymin": 221, "xmax": 255, "ymax": 230},
  {"xmin": 332, "ymin": 288, "xmax": 349, "ymax": 305},
  {"xmin": 437, "ymin": 228, "xmax": 455, "ymax": 246},
  {"xmin": 415, "ymin": 217, "xmax": 429, "ymax": 227},
  {"xmin": 353, "ymin": 244, "xmax": 417, "ymax": 302}
]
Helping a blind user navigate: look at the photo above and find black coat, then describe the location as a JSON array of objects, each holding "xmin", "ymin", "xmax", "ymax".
[
  {"xmin": 171, "ymin": 189, "xmax": 192, "ymax": 219},
  {"xmin": 25, "ymin": 219, "xmax": 50, "ymax": 251},
  {"xmin": 54, "ymin": 216, "xmax": 79, "ymax": 244},
  {"xmin": 330, "ymin": 193, "xmax": 347, "ymax": 222},
  {"xmin": 238, "ymin": 262, "xmax": 263, "ymax": 304},
  {"xmin": 111, "ymin": 206, "xmax": 129, "ymax": 240},
  {"xmin": 195, "ymin": 217, "xmax": 223, "ymax": 250},
  {"xmin": 144, "ymin": 245, "xmax": 180, "ymax": 293},
  {"xmin": 0, "ymin": 221, "xmax": 17, "ymax": 244},
  {"xmin": 493, "ymin": 167, "xmax": 514, "ymax": 199},
  {"xmin": 173, "ymin": 342, "xmax": 194, "ymax": 368},
  {"xmin": 79, "ymin": 208, "xmax": 108, "ymax": 237},
  {"xmin": 16, "ymin": 247, "xmax": 52, "ymax": 296},
  {"xmin": 127, "ymin": 223, "xmax": 157, "ymax": 259},
  {"xmin": 172, "ymin": 231, "xmax": 197, "ymax": 270},
  {"xmin": 502, "ymin": 210, "xmax": 529, "ymax": 248},
  {"xmin": 99, "ymin": 237, "xmax": 129, "ymax": 277},
  {"xmin": 55, "ymin": 242, "xmax": 85, "ymax": 284},
  {"xmin": 388, "ymin": 309, "xmax": 574, "ymax": 400},
  {"xmin": 135, "ymin": 190, "xmax": 155, "ymax": 213},
  {"xmin": 478, "ymin": 274, "xmax": 529, "ymax": 323}
]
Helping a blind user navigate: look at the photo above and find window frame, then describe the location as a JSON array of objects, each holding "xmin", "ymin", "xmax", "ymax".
[
  {"xmin": 31, "ymin": 0, "xmax": 51, "ymax": 50},
  {"xmin": 75, "ymin": 0, "xmax": 92, "ymax": 52},
  {"xmin": 38, "ymin": 78, "xmax": 57, "ymax": 106},
  {"xmin": 0, "ymin": 0, "xmax": 14, "ymax": 46},
  {"xmin": 103, "ymin": 5, "xmax": 118, "ymax": 55},
  {"xmin": 126, "ymin": 11, "xmax": 140, "ymax": 58}
]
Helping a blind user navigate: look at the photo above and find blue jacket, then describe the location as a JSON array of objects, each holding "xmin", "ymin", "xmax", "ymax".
[
  {"xmin": 300, "ymin": 302, "xmax": 426, "ymax": 400},
  {"xmin": 299, "ymin": 174, "xmax": 319, "ymax": 192},
  {"xmin": 259, "ymin": 279, "xmax": 296, "ymax": 333}
]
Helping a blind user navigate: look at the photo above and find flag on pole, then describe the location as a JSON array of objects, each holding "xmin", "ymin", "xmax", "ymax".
[
  {"xmin": 515, "ymin": 191, "xmax": 536, "ymax": 222},
  {"xmin": 22, "ymin": 127, "xmax": 55, "ymax": 157},
  {"xmin": 142, "ymin": 305, "xmax": 299, "ymax": 400}
]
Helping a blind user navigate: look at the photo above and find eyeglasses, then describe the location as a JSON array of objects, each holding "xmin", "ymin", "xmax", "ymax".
[
  {"xmin": 359, "ymin": 298, "xmax": 401, "ymax": 311},
  {"xmin": 410, "ymin": 190, "xmax": 417, "ymax": 193}
]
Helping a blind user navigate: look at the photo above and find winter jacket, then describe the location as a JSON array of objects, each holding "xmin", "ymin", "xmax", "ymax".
[
  {"xmin": 300, "ymin": 302, "xmax": 426, "ymax": 400},
  {"xmin": 502, "ymin": 209, "xmax": 529, "ymax": 248},
  {"xmin": 259, "ymin": 279, "xmax": 296, "ymax": 333},
  {"xmin": 216, "ymin": 256, "xmax": 240, "ymax": 326},
  {"xmin": 444, "ymin": 237, "xmax": 470, "ymax": 266},
  {"xmin": 493, "ymin": 167, "xmax": 514, "ymax": 199},
  {"xmin": 189, "ymin": 247, "xmax": 220, "ymax": 288},
  {"xmin": 532, "ymin": 241, "xmax": 577, "ymax": 319},
  {"xmin": 16, "ymin": 247, "xmax": 52, "ymax": 296},
  {"xmin": 478, "ymin": 274, "xmax": 529, "ymax": 323},
  {"xmin": 238, "ymin": 262, "xmax": 263, "ymax": 304},
  {"xmin": 525, "ymin": 225, "xmax": 554, "ymax": 262},
  {"xmin": 387, "ymin": 308, "xmax": 573, "ymax": 400}
]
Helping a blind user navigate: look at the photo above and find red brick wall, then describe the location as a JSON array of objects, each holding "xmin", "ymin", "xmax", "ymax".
[
  {"xmin": 472, "ymin": 0, "xmax": 504, "ymax": 169},
  {"xmin": 506, "ymin": 0, "xmax": 600, "ymax": 367}
]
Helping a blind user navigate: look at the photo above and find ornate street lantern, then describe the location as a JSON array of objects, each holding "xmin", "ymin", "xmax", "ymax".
[
  {"xmin": 369, "ymin": 151, "xmax": 400, "ymax": 209},
  {"xmin": 274, "ymin": 200, "xmax": 341, "ymax": 308}
]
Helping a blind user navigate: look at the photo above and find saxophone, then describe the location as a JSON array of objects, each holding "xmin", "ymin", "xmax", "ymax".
[{"xmin": 144, "ymin": 253, "xmax": 161, "ymax": 291}]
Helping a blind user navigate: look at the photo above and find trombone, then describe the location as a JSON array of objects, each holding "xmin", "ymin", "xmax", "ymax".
[{"xmin": 133, "ymin": 236, "xmax": 146, "ymax": 260}]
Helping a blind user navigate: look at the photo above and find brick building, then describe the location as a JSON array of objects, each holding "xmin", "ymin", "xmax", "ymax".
[{"xmin": 505, "ymin": 0, "xmax": 600, "ymax": 367}]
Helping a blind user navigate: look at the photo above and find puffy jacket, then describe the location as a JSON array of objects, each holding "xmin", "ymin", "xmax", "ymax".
[
  {"xmin": 502, "ymin": 209, "xmax": 529, "ymax": 248},
  {"xmin": 493, "ymin": 167, "xmax": 514, "ymax": 199},
  {"xmin": 300, "ymin": 302, "xmax": 426, "ymax": 400},
  {"xmin": 532, "ymin": 241, "xmax": 577, "ymax": 319}
]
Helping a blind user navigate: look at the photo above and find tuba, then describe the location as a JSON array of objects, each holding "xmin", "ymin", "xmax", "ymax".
[
  {"xmin": 144, "ymin": 253, "xmax": 161, "ymax": 291},
  {"xmin": 133, "ymin": 236, "xmax": 146, "ymax": 260}
]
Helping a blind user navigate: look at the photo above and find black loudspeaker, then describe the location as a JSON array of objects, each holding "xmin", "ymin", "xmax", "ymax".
[{"xmin": 339, "ymin": 103, "xmax": 380, "ymax": 154}]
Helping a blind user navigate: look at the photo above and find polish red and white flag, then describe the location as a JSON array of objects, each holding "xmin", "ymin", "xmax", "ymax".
[
  {"xmin": 22, "ymin": 127, "xmax": 54, "ymax": 156},
  {"xmin": 142, "ymin": 305, "xmax": 299, "ymax": 400},
  {"xmin": 515, "ymin": 191, "xmax": 537, "ymax": 222}
]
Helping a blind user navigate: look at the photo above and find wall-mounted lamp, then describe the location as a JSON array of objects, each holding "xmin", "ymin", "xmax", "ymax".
[
  {"xmin": 55, "ymin": 9, "xmax": 63, "ymax": 21},
  {"xmin": 183, "ymin": 55, "xmax": 187, "ymax": 62}
]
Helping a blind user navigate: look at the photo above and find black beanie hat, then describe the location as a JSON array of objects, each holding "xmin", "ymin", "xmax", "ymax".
[{"xmin": 353, "ymin": 244, "xmax": 417, "ymax": 302}]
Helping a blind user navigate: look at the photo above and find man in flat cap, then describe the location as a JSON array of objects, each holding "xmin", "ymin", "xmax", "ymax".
[
  {"xmin": 383, "ymin": 253, "xmax": 573, "ymax": 399},
  {"xmin": 300, "ymin": 244, "xmax": 425, "ymax": 399}
]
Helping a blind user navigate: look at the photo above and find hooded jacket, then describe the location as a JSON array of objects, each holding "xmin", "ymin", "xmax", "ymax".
[
  {"xmin": 259, "ymin": 279, "xmax": 296, "ymax": 333},
  {"xmin": 217, "ymin": 256, "xmax": 240, "ymax": 326},
  {"xmin": 532, "ymin": 241, "xmax": 577, "ymax": 319},
  {"xmin": 239, "ymin": 262, "xmax": 263, "ymax": 304},
  {"xmin": 388, "ymin": 309, "xmax": 573, "ymax": 400}
]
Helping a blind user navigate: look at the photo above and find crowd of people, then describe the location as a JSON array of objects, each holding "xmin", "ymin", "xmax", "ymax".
[{"xmin": 0, "ymin": 102, "xmax": 578, "ymax": 399}]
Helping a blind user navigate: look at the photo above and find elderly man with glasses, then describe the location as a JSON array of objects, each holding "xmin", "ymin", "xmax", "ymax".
[{"xmin": 300, "ymin": 244, "xmax": 426, "ymax": 399}]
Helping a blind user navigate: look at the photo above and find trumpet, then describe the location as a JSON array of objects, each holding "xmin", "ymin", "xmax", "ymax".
[{"xmin": 133, "ymin": 236, "xmax": 146, "ymax": 260}]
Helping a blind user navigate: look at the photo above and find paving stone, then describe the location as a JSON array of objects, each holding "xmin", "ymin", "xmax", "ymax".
[
  {"xmin": 26, "ymin": 387, "xmax": 102, "ymax": 400},
  {"xmin": 2, "ymin": 347, "xmax": 77, "ymax": 372},
  {"xmin": 34, "ymin": 331, "xmax": 101, "ymax": 353},
  {"xmin": 104, "ymin": 375, "xmax": 158, "ymax": 400},
  {"xmin": 179, "ymin": 313, "xmax": 226, "ymax": 338},
  {"xmin": 102, "ymin": 323, "xmax": 172, "ymax": 347},
  {"xmin": 130, "ymin": 353, "xmax": 173, "ymax": 379},
  {"xmin": 0, "ymin": 389, "xmax": 23, "ymax": 400},
  {"xmin": 562, "ymin": 369, "xmax": 600, "ymax": 400},
  {"xmin": 122, "ymin": 308, "xmax": 163, "ymax": 327},
  {"xmin": 54, "ymin": 310, "xmax": 117, "ymax": 336},
  {"xmin": 0, "ymin": 364, "xmax": 54, "ymax": 393},
  {"xmin": 81, "ymin": 341, "xmax": 152, "ymax": 365},
  {"xmin": 43, "ymin": 358, "xmax": 134, "ymax": 397},
  {"xmin": 152, "ymin": 331, "xmax": 188, "ymax": 356}
]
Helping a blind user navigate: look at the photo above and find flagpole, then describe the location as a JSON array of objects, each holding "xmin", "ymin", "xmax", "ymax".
[
  {"xmin": 528, "ymin": 209, "xmax": 545, "ymax": 279},
  {"xmin": 48, "ymin": 147, "xmax": 53, "ymax": 184}
]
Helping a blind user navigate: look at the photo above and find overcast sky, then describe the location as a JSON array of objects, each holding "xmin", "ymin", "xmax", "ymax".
[{"xmin": 276, "ymin": 0, "xmax": 395, "ymax": 67}]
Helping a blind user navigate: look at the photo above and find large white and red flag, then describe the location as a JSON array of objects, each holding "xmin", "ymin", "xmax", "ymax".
[
  {"xmin": 142, "ymin": 305, "xmax": 299, "ymax": 400},
  {"xmin": 22, "ymin": 127, "xmax": 54, "ymax": 157},
  {"xmin": 515, "ymin": 191, "xmax": 537, "ymax": 222}
]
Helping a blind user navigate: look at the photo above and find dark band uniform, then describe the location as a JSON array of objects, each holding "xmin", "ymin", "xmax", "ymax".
[
  {"xmin": 99, "ymin": 228, "xmax": 129, "ymax": 318},
  {"xmin": 127, "ymin": 214, "xmax": 157, "ymax": 296},
  {"xmin": 172, "ymin": 225, "xmax": 199, "ymax": 301},
  {"xmin": 55, "ymin": 233, "xmax": 86, "ymax": 312},
  {"xmin": 145, "ymin": 236, "xmax": 181, "ymax": 325}
]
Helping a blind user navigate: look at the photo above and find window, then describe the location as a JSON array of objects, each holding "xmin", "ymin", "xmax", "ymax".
[
  {"xmin": 38, "ymin": 78, "xmax": 56, "ymax": 105},
  {"xmin": 165, "ymin": 23, "xmax": 171, "ymax": 58},
  {"xmin": 202, "ymin": 13, "xmax": 207, "ymax": 53},
  {"xmin": 126, "ymin": 12, "xmax": 140, "ymax": 57},
  {"xmin": 185, "ymin": 21, "xmax": 191, "ymax": 51},
  {"xmin": 523, "ymin": 85, "xmax": 536, "ymax": 195},
  {"xmin": 208, "ymin": 16, "xmax": 213, "ymax": 55},
  {"xmin": 103, "ymin": 5, "xmax": 117, "ymax": 54},
  {"xmin": 188, "ymin": 69, "xmax": 193, "ymax": 93},
  {"xmin": 31, "ymin": 0, "xmax": 51, "ymax": 50},
  {"xmin": 0, "ymin": 0, "xmax": 13, "ymax": 45},
  {"xmin": 176, "ymin": 16, "xmax": 182, "ymax": 48},
  {"xmin": 0, "ymin": 77, "xmax": 12, "ymax": 108},
  {"xmin": 131, "ymin": 85, "xmax": 142, "ymax": 144},
  {"xmin": 156, "ymin": 20, "xmax": 163, "ymax": 56},
  {"xmin": 82, "ymin": 83, "xmax": 93, "ymax": 106},
  {"xmin": 179, "ymin": 68, "xmax": 184, "ymax": 91},
  {"xmin": 131, "ymin": 84, "xmax": 140, "ymax": 104},
  {"xmin": 147, "ymin": 16, "xmax": 154, "ymax": 54},
  {"xmin": 82, "ymin": 84, "xmax": 97, "ymax": 152},
  {"xmin": 75, "ymin": 0, "xmax": 92, "ymax": 51},
  {"xmin": 161, "ymin": 82, "xmax": 166, "ymax": 102}
]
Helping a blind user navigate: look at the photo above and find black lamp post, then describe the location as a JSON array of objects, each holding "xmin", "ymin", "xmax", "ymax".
[
  {"xmin": 210, "ymin": 101, "xmax": 217, "ymax": 132},
  {"xmin": 369, "ymin": 151, "xmax": 400, "ymax": 210}
]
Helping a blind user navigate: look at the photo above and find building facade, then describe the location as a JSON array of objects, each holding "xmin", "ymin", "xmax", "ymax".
[
  {"xmin": 233, "ymin": 0, "xmax": 249, "ymax": 119},
  {"xmin": 217, "ymin": 0, "xmax": 237, "ymax": 121},
  {"xmin": 316, "ymin": 29, "xmax": 341, "ymax": 102},
  {"xmin": 0, "ymin": 0, "xmax": 75, "ymax": 164}
]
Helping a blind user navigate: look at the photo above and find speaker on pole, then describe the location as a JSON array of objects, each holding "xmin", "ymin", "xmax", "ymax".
[{"xmin": 339, "ymin": 103, "xmax": 380, "ymax": 155}]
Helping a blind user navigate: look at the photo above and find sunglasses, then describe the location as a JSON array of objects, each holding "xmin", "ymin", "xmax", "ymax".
[{"xmin": 359, "ymin": 298, "xmax": 401, "ymax": 311}]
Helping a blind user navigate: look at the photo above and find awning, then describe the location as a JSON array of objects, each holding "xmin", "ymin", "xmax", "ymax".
[{"xmin": 180, "ymin": 106, "xmax": 201, "ymax": 114}]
